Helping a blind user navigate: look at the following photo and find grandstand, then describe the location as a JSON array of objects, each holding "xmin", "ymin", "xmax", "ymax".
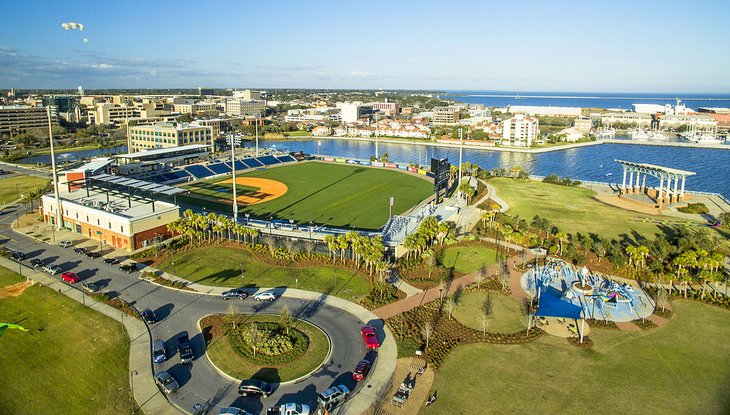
[{"xmin": 157, "ymin": 153, "xmax": 300, "ymax": 184}]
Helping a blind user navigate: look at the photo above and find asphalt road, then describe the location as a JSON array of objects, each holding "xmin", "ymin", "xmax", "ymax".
[{"xmin": 0, "ymin": 205, "xmax": 379, "ymax": 414}]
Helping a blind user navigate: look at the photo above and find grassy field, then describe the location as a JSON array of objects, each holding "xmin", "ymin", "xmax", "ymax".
[
  {"xmin": 158, "ymin": 246, "xmax": 370, "ymax": 302},
  {"xmin": 451, "ymin": 292, "xmax": 526, "ymax": 333},
  {"xmin": 0, "ymin": 175, "xmax": 48, "ymax": 204},
  {"xmin": 182, "ymin": 180, "xmax": 258, "ymax": 200},
  {"xmin": 441, "ymin": 245, "xmax": 499, "ymax": 274},
  {"xmin": 181, "ymin": 161, "xmax": 433, "ymax": 230},
  {"xmin": 424, "ymin": 300, "xmax": 730, "ymax": 414},
  {"xmin": 489, "ymin": 177, "xmax": 683, "ymax": 240},
  {"xmin": 206, "ymin": 314, "xmax": 329, "ymax": 383},
  {"xmin": 0, "ymin": 267, "xmax": 133, "ymax": 413}
]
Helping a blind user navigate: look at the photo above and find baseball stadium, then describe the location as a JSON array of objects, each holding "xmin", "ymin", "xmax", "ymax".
[{"xmin": 177, "ymin": 157, "xmax": 436, "ymax": 231}]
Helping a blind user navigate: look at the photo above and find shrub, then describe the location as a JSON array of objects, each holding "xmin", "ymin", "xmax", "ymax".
[
  {"xmin": 677, "ymin": 203, "xmax": 709, "ymax": 214},
  {"xmin": 228, "ymin": 322, "xmax": 309, "ymax": 366}
]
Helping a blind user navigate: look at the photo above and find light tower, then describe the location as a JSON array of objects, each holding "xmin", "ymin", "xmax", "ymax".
[{"xmin": 230, "ymin": 134, "xmax": 238, "ymax": 222}]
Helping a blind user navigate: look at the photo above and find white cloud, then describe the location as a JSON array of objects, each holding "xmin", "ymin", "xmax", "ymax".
[{"xmin": 351, "ymin": 70, "xmax": 369, "ymax": 78}]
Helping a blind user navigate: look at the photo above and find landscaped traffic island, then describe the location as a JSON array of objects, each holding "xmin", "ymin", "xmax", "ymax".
[{"xmin": 201, "ymin": 314, "xmax": 330, "ymax": 383}]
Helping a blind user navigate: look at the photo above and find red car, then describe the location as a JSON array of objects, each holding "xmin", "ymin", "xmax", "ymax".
[
  {"xmin": 360, "ymin": 325, "xmax": 380, "ymax": 350},
  {"xmin": 352, "ymin": 359, "xmax": 372, "ymax": 381},
  {"xmin": 61, "ymin": 272, "xmax": 81, "ymax": 284}
]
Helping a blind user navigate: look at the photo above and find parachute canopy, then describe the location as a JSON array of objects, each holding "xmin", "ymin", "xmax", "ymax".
[{"xmin": 61, "ymin": 22, "xmax": 84, "ymax": 31}]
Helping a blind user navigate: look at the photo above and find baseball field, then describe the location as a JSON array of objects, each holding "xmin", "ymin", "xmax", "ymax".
[{"xmin": 179, "ymin": 161, "xmax": 434, "ymax": 230}]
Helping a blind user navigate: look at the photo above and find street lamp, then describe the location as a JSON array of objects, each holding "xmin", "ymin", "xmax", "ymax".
[
  {"xmin": 96, "ymin": 230, "xmax": 102, "ymax": 253},
  {"xmin": 240, "ymin": 261, "xmax": 244, "ymax": 280},
  {"xmin": 269, "ymin": 216, "xmax": 273, "ymax": 235},
  {"xmin": 245, "ymin": 213, "xmax": 250, "ymax": 225}
]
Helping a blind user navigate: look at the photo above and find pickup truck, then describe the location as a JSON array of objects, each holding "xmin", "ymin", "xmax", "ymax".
[
  {"xmin": 178, "ymin": 332, "xmax": 194, "ymax": 364},
  {"xmin": 267, "ymin": 403, "xmax": 310, "ymax": 415}
]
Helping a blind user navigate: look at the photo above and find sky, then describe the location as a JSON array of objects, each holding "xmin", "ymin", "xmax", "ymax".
[{"xmin": 1, "ymin": 0, "xmax": 729, "ymax": 92}]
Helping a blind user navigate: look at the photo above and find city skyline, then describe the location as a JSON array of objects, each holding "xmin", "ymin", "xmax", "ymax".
[{"xmin": 1, "ymin": 0, "xmax": 730, "ymax": 92}]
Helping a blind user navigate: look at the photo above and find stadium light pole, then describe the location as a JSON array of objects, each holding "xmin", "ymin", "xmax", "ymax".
[
  {"xmin": 458, "ymin": 127, "xmax": 464, "ymax": 189},
  {"xmin": 255, "ymin": 113, "xmax": 260, "ymax": 157},
  {"xmin": 230, "ymin": 134, "xmax": 238, "ymax": 222},
  {"xmin": 47, "ymin": 106, "xmax": 63, "ymax": 230},
  {"xmin": 375, "ymin": 112, "xmax": 379, "ymax": 160}
]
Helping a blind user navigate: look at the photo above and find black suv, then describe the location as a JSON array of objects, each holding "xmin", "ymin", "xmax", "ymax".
[
  {"xmin": 142, "ymin": 308, "xmax": 158, "ymax": 324},
  {"xmin": 238, "ymin": 379, "xmax": 273, "ymax": 397},
  {"xmin": 85, "ymin": 251, "xmax": 101, "ymax": 258},
  {"xmin": 119, "ymin": 263, "xmax": 136, "ymax": 273},
  {"xmin": 73, "ymin": 247, "xmax": 87, "ymax": 255},
  {"xmin": 10, "ymin": 251, "xmax": 27, "ymax": 260},
  {"xmin": 178, "ymin": 332, "xmax": 194, "ymax": 364},
  {"xmin": 221, "ymin": 288, "xmax": 249, "ymax": 300}
]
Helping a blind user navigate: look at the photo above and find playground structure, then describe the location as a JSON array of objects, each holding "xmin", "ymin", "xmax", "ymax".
[{"xmin": 522, "ymin": 258, "xmax": 654, "ymax": 324}]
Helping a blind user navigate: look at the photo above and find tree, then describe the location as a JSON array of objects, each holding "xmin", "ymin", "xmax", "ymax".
[
  {"xmin": 476, "ymin": 265, "xmax": 487, "ymax": 289},
  {"xmin": 593, "ymin": 241, "xmax": 606, "ymax": 263},
  {"xmin": 719, "ymin": 212, "xmax": 730, "ymax": 227},
  {"xmin": 480, "ymin": 293, "xmax": 494, "ymax": 336},
  {"xmin": 446, "ymin": 297, "xmax": 456, "ymax": 320},
  {"xmin": 655, "ymin": 288, "xmax": 670, "ymax": 313},
  {"xmin": 381, "ymin": 152, "xmax": 389, "ymax": 163},
  {"xmin": 280, "ymin": 304, "xmax": 294, "ymax": 335},
  {"xmin": 422, "ymin": 322, "xmax": 433, "ymax": 350},
  {"xmin": 225, "ymin": 303, "xmax": 240, "ymax": 330},
  {"xmin": 246, "ymin": 323, "xmax": 262, "ymax": 356}
]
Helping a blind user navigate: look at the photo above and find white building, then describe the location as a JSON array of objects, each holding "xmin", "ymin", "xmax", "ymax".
[
  {"xmin": 600, "ymin": 112, "xmax": 652, "ymax": 126},
  {"xmin": 501, "ymin": 114, "xmax": 538, "ymax": 147},
  {"xmin": 659, "ymin": 114, "xmax": 718, "ymax": 129},
  {"xmin": 339, "ymin": 103, "xmax": 373, "ymax": 123}
]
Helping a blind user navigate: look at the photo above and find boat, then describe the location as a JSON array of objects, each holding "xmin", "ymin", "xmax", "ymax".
[
  {"xmin": 605, "ymin": 172, "xmax": 613, "ymax": 177},
  {"xmin": 681, "ymin": 126, "xmax": 722, "ymax": 144},
  {"xmin": 628, "ymin": 128, "xmax": 649, "ymax": 140},
  {"xmin": 594, "ymin": 128, "xmax": 615, "ymax": 139},
  {"xmin": 645, "ymin": 130, "xmax": 668, "ymax": 141}
]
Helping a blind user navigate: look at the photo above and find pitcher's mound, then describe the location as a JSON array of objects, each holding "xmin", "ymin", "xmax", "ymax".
[{"xmin": 0, "ymin": 280, "xmax": 34, "ymax": 299}]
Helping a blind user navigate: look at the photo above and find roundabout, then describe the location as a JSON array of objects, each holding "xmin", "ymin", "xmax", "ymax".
[{"xmin": 201, "ymin": 313, "xmax": 331, "ymax": 384}]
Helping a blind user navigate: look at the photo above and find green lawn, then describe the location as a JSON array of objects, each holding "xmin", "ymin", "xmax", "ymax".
[
  {"xmin": 158, "ymin": 246, "xmax": 370, "ymax": 302},
  {"xmin": 206, "ymin": 314, "xmax": 329, "ymax": 383},
  {"xmin": 424, "ymin": 300, "xmax": 730, "ymax": 415},
  {"xmin": 182, "ymin": 180, "xmax": 258, "ymax": 200},
  {"xmin": 0, "ymin": 267, "xmax": 133, "ymax": 413},
  {"xmin": 181, "ymin": 161, "xmax": 433, "ymax": 230},
  {"xmin": 0, "ymin": 175, "xmax": 48, "ymax": 204},
  {"xmin": 441, "ymin": 245, "xmax": 498, "ymax": 274},
  {"xmin": 451, "ymin": 292, "xmax": 526, "ymax": 333},
  {"xmin": 489, "ymin": 177, "xmax": 686, "ymax": 240}
]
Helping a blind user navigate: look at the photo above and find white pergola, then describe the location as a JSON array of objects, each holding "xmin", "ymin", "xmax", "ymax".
[{"xmin": 615, "ymin": 159, "xmax": 695, "ymax": 207}]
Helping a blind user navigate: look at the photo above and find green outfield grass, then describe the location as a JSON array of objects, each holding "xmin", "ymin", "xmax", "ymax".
[
  {"xmin": 181, "ymin": 161, "xmax": 433, "ymax": 230},
  {"xmin": 0, "ymin": 267, "xmax": 132, "ymax": 413},
  {"xmin": 158, "ymin": 246, "xmax": 370, "ymax": 302},
  {"xmin": 183, "ymin": 180, "xmax": 258, "ymax": 199},
  {"xmin": 0, "ymin": 175, "xmax": 49, "ymax": 204},
  {"xmin": 425, "ymin": 300, "xmax": 730, "ymax": 415}
]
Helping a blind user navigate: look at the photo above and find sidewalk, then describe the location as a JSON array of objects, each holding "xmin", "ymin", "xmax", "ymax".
[{"xmin": 0, "ymin": 257, "xmax": 181, "ymax": 415}]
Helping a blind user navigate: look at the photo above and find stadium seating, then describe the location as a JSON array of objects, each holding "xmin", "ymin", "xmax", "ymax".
[
  {"xmin": 243, "ymin": 158, "xmax": 264, "ymax": 168},
  {"xmin": 207, "ymin": 163, "xmax": 231, "ymax": 175},
  {"xmin": 275, "ymin": 154, "xmax": 297, "ymax": 163},
  {"xmin": 233, "ymin": 160, "xmax": 247, "ymax": 170},
  {"xmin": 184, "ymin": 165, "xmax": 215, "ymax": 179},
  {"xmin": 161, "ymin": 170, "xmax": 192, "ymax": 182},
  {"xmin": 256, "ymin": 155, "xmax": 281, "ymax": 166}
]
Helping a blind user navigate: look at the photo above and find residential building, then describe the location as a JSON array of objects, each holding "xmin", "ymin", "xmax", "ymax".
[
  {"xmin": 508, "ymin": 106, "xmax": 582, "ymax": 117},
  {"xmin": 232, "ymin": 89, "xmax": 262, "ymax": 100},
  {"xmin": 0, "ymin": 105, "xmax": 55, "ymax": 137},
  {"xmin": 432, "ymin": 107, "xmax": 460, "ymax": 125},
  {"xmin": 311, "ymin": 126, "xmax": 330, "ymax": 136},
  {"xmin": 129, "ymin": 122, "xmax": 213, "ymax": 152},
  {"xmin": 659, "ymin": 114, "xmax": 718, "ymax": 129},
  {"xmin": 501, "ymin": 114, "xmax": 539, "ymax": 147},
  {"xmin": 339, "ymin": 103, "xmax": 373, "ymax": 123},
  {"xmin": 224, "ymin": 98, "xmax": 266, "ymax": 116}
]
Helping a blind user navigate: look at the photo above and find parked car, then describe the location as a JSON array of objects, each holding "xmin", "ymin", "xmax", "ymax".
[
  {"xmin": 103, "ymin": 257, "xmax": 120, "ymax": 265},
  {"xmin": 29, "ymin": 258, "xmax": 44, "ymax": 267},
  {"xmin": 59, "ymin": 241, "xmax": 73, "ymax": 248},
  {"xmin": 43, "ymin": 264, "xmax": 62, "ymax": 275},
  {"xmin": 238, "ymin": 379, "xmax": 274, "ymax": 397},
  {"xmin": 221, "ymin": 288, "xmax": 249, "ymax": 300},
  {"xmin": 266, "ymin": 403, "xmax": 309, "ymax": 415},
  {"xmin": 317, "ymin": 385, "xmax": 350, "ymax": 410},
  {"xmin": 81, "ymin": 281, "xmax": 99, "ymax": 293},
  {"xmin": 10, "ymin": 251, "xmax": 27, "ymax": 260},
  {"xmin": 142, "ymin": 308, "xmax": 158, "ymax": 324},
  {"xmin": 154, "ymin": 371, "xmax": 179, "ymax": 394},
  {"xmin": 61, "ymin": 272, "xmax": 81, "ymax": 284},
  {"xmin": 85, "ymin": 251, "xmax": 101, "ymax": 258},
  {"xmin": 152, "ymin": 339, "xmax": 167, "ymax": 364},
  {"xmin": 119, "ymin": 263, "xmax": 136, "ymax": 273},
  {"xmin": 352, "ymin": 359, "xmax": 372, "ymax": 381},
  {"xmin": 360, "ymin": 325, "xmax": 380, "ymax": 350},
  {"xmin": 254, "ymin": 289, "xmax": 277, "ymax": 302},
  {"xmin": 221, "ymin": 407, "xmax": 253, "ymax": 415},
  {"xmin": 73, "ymin": 247, "xmax": 87, "ymax": 255},
  {"xmin": 178, "ymin": 332, "xmax": 194, "ymax": 364}
]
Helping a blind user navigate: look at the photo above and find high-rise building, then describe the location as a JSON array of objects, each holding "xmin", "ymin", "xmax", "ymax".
[
  {"xmin": 339, "ymin": 103, "xmax": 374, "ymax": 123},
  {"xmin": 0, "ymin": 105, "xmax": 54, "ymax": 138},
  {"xmin": 224, "ymin": 98, "xmax": 266, "ymax": 116},
  {"xmin": 431, "ymin": 107, "xmax": 460, "ymax": 125},
  {"xmin": 501, "ymin": 114, "xmax": 539, "ymax": 147}
]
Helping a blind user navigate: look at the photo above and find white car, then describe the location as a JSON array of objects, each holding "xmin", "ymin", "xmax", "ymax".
[
  {"xmin": 59, "ymin": 241, "xmax": 72, "ymax": 248},
  {"xmin": 254, "ymin": 289, "xmax": 277, "ymax": 302},
  {"xmin": 43, "ymin": 264, "xmax": 62, "ymax": 275}
]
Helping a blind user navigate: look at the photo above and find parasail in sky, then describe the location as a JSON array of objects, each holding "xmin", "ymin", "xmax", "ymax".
[{"xmin": 61, "ymin": 22, "xmax": 84, "ymax": 31}]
